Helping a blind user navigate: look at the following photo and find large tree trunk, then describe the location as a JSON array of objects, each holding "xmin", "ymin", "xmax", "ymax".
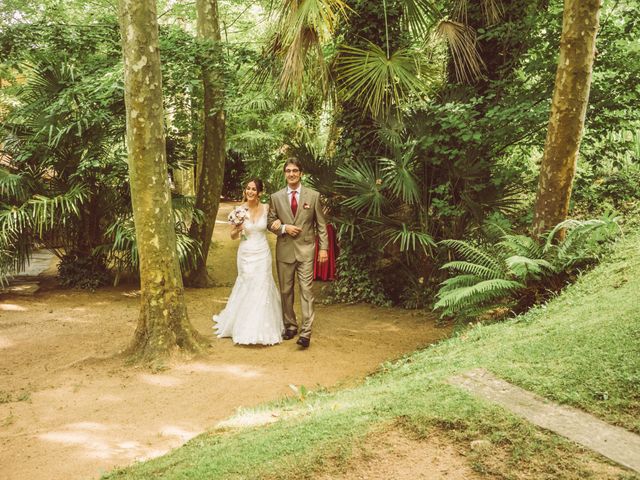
[
  {"xmin": 185, "ymin": 0, "xmax": 226, "ymax": 288},
  {"xmin": 532, "ymin": 0, "xmax": 601, "ymax": 237},
  {"xmin": 118, "ymin": 0, "xmax": 206, "ymax": 362}
]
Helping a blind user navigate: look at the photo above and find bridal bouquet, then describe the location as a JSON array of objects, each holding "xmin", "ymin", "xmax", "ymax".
[{"xmin": 228, "ymin": 206, "xmax": 248, "ymax": 240}]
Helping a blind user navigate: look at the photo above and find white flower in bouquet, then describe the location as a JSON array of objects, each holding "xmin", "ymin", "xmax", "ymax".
[{"xmin": 228, "ymin": 206, "xmax": 249, "ymax": 239}]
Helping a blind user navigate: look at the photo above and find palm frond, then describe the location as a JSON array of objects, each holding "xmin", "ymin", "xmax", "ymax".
[
  {"xmin": 228, "ymin": 130, "xmax": 280, "ymax": 152},
  {"xmin": 378, "ymin": 222, "xmax": 435, "ymax": 255},
  {"xmin": 335, "ymin": 42, "xmax": 429, "ymax": 118},
  {"xmin": 451, "ymin": 0, "xmax": 503, "ymax": 26},
  {"xmin": 29, "ymin": 185, "xmax": 88, "ymax": 236},
  {"xmin": 435, "ymin": 20, "xmax": 485, "ymax": 83},
  {"xmin": 98, "ymin": 215, "xmax": 202, "ymax": 282},
  {"xmin": 399, "ymin": 0, "xmax": 442, "ymax": 37},
  {"xmin": 379, "ymin": 148, "xmax": 420, "ymax": 204},
  {"xmin": 268, "ymin": 110, "xmax": 307, "ymax": 132},
  {"xmin": 0, "ymin": 168, "xmax": 28, "ymax": 200},
  {"xmin": 335, "ymin": 159, "xmax": 386, "ymax": 217},
  {"xmin": 273, "ymin": 0, "xmax": 351, "ymax": 94}
]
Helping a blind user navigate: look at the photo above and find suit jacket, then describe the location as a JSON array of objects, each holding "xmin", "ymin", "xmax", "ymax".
[{"xmin": 268, "ymin": 186, "xmax": 329, "ymax": 263}]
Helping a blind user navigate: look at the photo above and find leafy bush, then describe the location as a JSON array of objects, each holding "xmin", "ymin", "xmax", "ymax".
[
  {"xmin": 96, "ymin": 196, "xmax": 203, "ymax": 285},
  {"xmin": 58, "ymin": 254, "xmax": 111, "ymax": 291},
  {"xmin": 434, "ymin": 216, "xmax": 621, "ymax": 320},
  {"xmin": 321, "ymin": 242, "xmax": 391, "ymax": 306}
]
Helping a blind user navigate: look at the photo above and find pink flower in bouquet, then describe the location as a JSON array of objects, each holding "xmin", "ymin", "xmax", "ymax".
[
  {"xmin": 228, "ymin": 206, "xmax": 248, "ymax": 226},
  {"xmin": 228, "ymin": 206, "xmax": 249, "ymax": 240}
]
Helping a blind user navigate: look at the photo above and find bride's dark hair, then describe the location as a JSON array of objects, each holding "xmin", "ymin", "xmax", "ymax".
[{"xmin": 243, "ymin": 178, "xmax": 264, "ymax": 201}]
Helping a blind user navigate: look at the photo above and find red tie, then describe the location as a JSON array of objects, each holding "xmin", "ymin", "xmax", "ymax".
[{"xmin": 291, "ymin": 190, "xmax": 298, "ymax": 216}]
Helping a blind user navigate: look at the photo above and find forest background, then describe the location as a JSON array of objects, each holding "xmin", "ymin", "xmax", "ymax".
[{"xmin": 1, "ymin": 0, "xmax": 639, "ymax": 356}]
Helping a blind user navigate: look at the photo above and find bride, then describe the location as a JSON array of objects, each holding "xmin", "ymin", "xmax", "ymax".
[{"xmin": 213, "ymin": 179, "xmax": 284, "ymax": 345}]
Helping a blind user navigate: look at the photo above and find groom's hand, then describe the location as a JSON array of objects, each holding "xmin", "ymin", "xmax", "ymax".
[
  {"xmin": 285, "ymin": 225, "xmax": 302, "ymax": 237},
  {"xmin": 318, "ymin": 249, "xmax": 328, "ymax": 263}
]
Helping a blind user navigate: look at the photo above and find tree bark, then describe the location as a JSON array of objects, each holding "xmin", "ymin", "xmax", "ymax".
[
  {"xmin": 185, "ymin": 0, "xmax": 226, "ymax": 288},
  {"xmin": 118, "ymin": 0, "xmax": 206, "ymax": 362},
  {"xmin": 532, "ymin": 0, "xmax": 601, "ymax": 237}
]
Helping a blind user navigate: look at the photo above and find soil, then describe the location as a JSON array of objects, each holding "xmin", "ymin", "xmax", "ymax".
[
  {"xmin": 0, "ymin": 203, "xmax": 452, "ymax": 480},
  {"xmin": 318, "ymin": 428, "xmax": 483, "ymax": 480}
]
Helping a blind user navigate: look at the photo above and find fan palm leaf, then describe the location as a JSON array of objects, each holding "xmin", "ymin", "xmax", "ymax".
[
  {"xmin": 376, "ymin": 221, "xmax": 435, "ymax": 255},
  {"xmin": 335, "ymin": 42, "xmax": 428, "ymax": 118},
  {"xmin": 398, "ymin": 0, "xmax": 442, "ymax": 37},
  {"xmin": 379, "ymin": 146, "xmax": 420, "ymax": 204},
  {"xmin": 435, "ymin": 20, "xmax": 485, "ymax": 83},
  {"xmin": 335, "ymin": 158, "xmax": 386, "ymax": 217}
]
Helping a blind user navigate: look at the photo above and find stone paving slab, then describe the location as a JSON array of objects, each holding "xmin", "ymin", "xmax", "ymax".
[
  {"xmin": 16, "ymin": 250, "xmax": 57, "ymax": 277},
  {"xmin": 449, "ymin": 368, "xmax": 640, "ymax": 473}
]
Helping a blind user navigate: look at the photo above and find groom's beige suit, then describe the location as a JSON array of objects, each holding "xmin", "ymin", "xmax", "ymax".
[{"xmin": 268, "ymin": 186, "xmax": 328, "ymax": 339}]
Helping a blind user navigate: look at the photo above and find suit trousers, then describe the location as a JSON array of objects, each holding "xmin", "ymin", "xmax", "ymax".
[{"xmin": 276, "ymin": 257, "xmax": 315, "ymax": 338}]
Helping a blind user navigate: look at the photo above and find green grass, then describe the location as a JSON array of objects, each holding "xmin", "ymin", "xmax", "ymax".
[{"xmin": 105, "ymin": 234, "xmax": 640, "ymax": 479}]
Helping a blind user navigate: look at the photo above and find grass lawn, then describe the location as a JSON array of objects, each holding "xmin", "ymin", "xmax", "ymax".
[{"xmin": 104, "ymin": 234, "xmax": 640, "ymax": 479}]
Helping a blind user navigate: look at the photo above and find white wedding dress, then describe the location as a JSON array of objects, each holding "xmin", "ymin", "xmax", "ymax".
[{"xmin": 213, "ymin": 204, "xmax": 284, "ymax": 345}]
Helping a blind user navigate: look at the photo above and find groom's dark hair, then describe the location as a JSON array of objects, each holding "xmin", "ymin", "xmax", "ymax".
[{"xmin": 283, "ymin": 157, "xmax": 303, "ymax": 172}]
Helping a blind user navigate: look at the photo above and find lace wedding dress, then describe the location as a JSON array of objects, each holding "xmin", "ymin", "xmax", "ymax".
[{"xmin": 214, "ymin": 204, "xmax": 284, "ymax": 345}]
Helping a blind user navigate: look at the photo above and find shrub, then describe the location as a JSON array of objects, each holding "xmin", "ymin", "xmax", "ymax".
[
  {"xmin": 58, "ymin": 254, "xmax": 111, "ymax": 291},
  {"xmin": 434, "ymin": 216, "xmax": 621, "ymax": 320}
]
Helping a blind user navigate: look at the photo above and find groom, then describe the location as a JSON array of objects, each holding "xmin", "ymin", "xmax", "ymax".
[{"xmin": 268, "ymin": 158, "xmax": 329, "ymax": 348}]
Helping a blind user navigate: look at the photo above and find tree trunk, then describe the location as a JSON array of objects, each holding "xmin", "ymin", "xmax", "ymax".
[
  {"xmin": 185, "ymin": 0, "xmax": 226, "ymax": 288},
  {"xmin": 118, "ymin": 0, "xmax": 206, "ymax": 362},
  {"xmin": 532, "ymin": 0, "xmax": 601, "ymax": 237}
]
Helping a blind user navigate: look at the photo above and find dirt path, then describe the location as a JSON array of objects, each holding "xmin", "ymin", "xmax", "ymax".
[{"xmin": 0, "ymin": 203, "xmax": 450, "ymax": 480}]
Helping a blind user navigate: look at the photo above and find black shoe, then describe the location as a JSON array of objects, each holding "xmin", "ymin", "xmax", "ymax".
[
  {"xmin": 296, "ymin": 336, "xmax": 310, "ymax": 348},
  {"xmin": 283, "ymin": 329, "xmax": 298, "ymax": 340}
]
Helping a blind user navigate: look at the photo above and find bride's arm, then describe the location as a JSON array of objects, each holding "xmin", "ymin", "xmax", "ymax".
[
  {"xmin": 230, "ymin": 224, "xmax": 242, "ymax": 240},
  {"xmin": 266, "ymin": 201, "xmax": 282, "ymax": 233}
]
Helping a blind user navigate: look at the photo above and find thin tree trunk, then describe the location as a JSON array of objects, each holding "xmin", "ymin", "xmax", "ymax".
[
  {"xmin": 118, "ymin": 0, "xmax": 206, "ymax": 362},
  {"xmin": 185, "ymin": 0, "xmax": 226, "ymax": 288},
  {"xmin": 532, "ymin": 0, "xmax": 601, "ymax": 237}
]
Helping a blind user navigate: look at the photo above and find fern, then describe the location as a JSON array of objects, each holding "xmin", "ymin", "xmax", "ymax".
[
  {"xmin": 434, "ymin": 278, "xmax": 523, "ymax": 316},
  {"xmin": 505, "ymin": 255, "xmax": 554, "ymax": 280},
  {"xmin": 435, "ymin": 216, "xmax": 619, "ymax": 320},
  {"xmin": 440, "ymin": 260, "xmax": 502, "ymax": 280},
  {"xmin": 440, "ymin": 239, "xmax": 502, "ymax": 272}
]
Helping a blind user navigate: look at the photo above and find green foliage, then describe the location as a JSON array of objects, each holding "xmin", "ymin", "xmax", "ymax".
[
  {"xmin": 57, "ymin": 253, "xmax": 110, "ymax": 291},
  {"xmin": 97, "ymin": 197, "xmax": 203, "ymax": 284},
  {"xmin": 321, "ymin": 242, "xmax": 391, "ymax": 306},
  {"xmin": 335, "ymin": 42, "xmax": 431, "ymax": 118},
  {"xmin": 435, "ymin": 216, "xmax": 622, "ymax": 320}
]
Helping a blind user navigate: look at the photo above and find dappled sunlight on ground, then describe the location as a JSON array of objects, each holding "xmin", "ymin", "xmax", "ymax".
[
  {"xmin": 0, "ymin": 335, "xmax": 15, "ymax": 349},
  {"xmin": 216, "ymin": 410, "xmax": 280, "ymax": 429},
  {"xmin": 0, "ymin": 202, "xmax": 450, "ymax": 480},
  {"xmin": 159, "ymin": 425, "xmax": 200, "ymax": 442},
  {"xmin": 38, "ymin": 422, "xmax": 173, "ymax": 461},
  {"xmin": 173, "ymin": 362, "xmax": 265, "ymax": 378},
  {"xmin": 138, "ymin": 373, "xmax": 184, "ymax": 387},
  {"xmin": 121, "ymin": 290, "xmax": 141, "ymax": 298},
  {"xmin": 0, "ymin": 302, "xmax": 28, "ymax": 311}
]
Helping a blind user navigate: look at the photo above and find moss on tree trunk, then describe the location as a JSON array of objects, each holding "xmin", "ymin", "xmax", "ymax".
[
  {"xmin": 118, "ymin": 0, "xmax": 207, "ymax": 362},
  {"xmin": 533, "ymin": 0, "xmax": 601, "ymax": 237},
  {"xmin": 185, "ymin": 0, "xmax": 226, "ymax": 288}
]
